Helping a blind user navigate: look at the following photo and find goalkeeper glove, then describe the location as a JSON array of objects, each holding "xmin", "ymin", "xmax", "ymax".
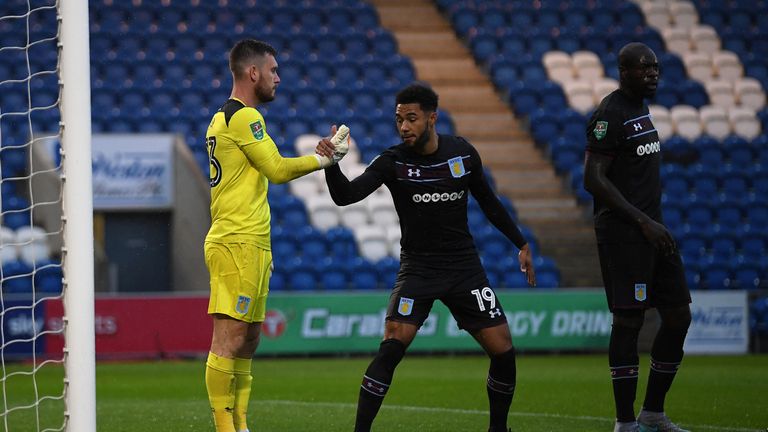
[{"xmin": 316, "ymin": 124, "xmax": 350, "ymax": 168}]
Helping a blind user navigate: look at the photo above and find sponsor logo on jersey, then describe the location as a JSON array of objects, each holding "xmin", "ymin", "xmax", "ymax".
[
  {"xmin": 407, "ymin": 168, "xmax": 421, "ymax": 177},
  {"xmin": 623, "ymin": 115, "xmax": 656, "ymax": 139},
  {"xmin": 634, "ymin": 283, "xmax": 647, "ymax": 301},
  {"xmin": 398, "ymin": 297, "xmax": 414, "ymax": 316},
  {"xmin": 235, "ymin": 295, "xmax": 252, "ymax": 314},
  {"xmin": 636, "ymin": 141, "xmax": 660, "ymax": 156},
  {"xmin": 411, "ymin": 190, "xmax": 465, "ymax": 203},
  {"xmin": 593, "ymin": 121, "xmax": 608, "ymax": 140},
  {"xmin": 250, "ymin": 120, "xmax": 264, "ymax": 140},
  {"xmin": 448, "ymin": 156, "xmax": 466, "ymax": 178}
]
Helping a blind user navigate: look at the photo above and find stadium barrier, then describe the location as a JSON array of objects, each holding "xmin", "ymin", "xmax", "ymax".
[{"xmin": 0, "ymin": 290, "xmax": 749, "ymax": 360}]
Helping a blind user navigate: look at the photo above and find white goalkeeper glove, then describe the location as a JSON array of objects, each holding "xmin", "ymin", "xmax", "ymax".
[{"xmin": 316, "ymin": 124, "xmax": 350, "ymax": 168}]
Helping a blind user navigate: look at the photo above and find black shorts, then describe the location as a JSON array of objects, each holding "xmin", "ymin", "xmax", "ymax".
[
  {"xmin": 597, "ymin": 242, "xmax": 691, "ymax": 312},
  {"xmin": 386, "ymin": 254, "xmax": 507, "ymax": 331}
]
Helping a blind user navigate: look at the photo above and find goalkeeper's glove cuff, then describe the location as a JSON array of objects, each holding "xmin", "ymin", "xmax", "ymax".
[{"xmin": 315, "ymin": 154, "xmax": 334, "ymax": 169}]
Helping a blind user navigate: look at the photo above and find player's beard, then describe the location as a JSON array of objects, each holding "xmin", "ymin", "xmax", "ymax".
[
  {"xmin": 411, "ymin": 126, "xmax": 430, "ymax": 152},
  {"xmin": 256, "ymin": 82, "xmax": 276, "ymax": 103}
]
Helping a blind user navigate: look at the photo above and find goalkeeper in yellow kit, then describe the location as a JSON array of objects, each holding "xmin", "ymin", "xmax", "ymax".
[{"xmin": 203, "ymin": 39, "xmax": 349, "ymax": 432}]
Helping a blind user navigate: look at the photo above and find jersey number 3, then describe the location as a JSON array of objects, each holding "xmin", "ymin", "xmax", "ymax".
[{"xmin": 207, "ymin": 136, "xmax": 222, "ymax": 187}]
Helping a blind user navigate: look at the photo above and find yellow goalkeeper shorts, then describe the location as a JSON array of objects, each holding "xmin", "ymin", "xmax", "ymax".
[{"xmin": 204, "ymin": 241, "xmax": 272, "ymax": 323}]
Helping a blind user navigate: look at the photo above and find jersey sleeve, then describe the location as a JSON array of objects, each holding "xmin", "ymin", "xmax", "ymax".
[
  {"xmin": 586, "ymin": 101, "xmax": 623, "ymax": 157},
  {"xmin": 466, "ymin": 142, "xmax": 527, "ymax": 249},
  {"xmin": 230, "ymin": 108, "xmax": 320, "ymax": 183},
  {"xmin": 325, "ymin": 152, "xmax": 392, "ymax": 205}
]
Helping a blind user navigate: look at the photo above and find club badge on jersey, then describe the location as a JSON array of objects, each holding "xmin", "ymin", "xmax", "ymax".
[
  {"xmin": 235, "ymin": 295, "xmax": 252, "ymax": 314},
  {"xmin": 448, "ymin": 157, "xmax": 466, "ymax": 178},
  {"xmin": 634, "ymin": 283, "xmax": 647, "ymax": 301},
  {"xmin": 398, "ymin": 297, "xmax": 414, "ymax": 316}
]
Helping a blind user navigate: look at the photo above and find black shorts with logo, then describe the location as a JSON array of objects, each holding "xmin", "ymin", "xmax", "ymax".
[
  {"xmin": 386, "ymin": 253, "xmax": 507, "ymax": 331},
  {"xmin": 597, "ymin": 242, "xmax": 691, "ymax": 312}
]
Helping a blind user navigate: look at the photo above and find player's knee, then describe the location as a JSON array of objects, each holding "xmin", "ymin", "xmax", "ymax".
[
  {"xmin": 488, "ymin": 347, "xmax": 516, "ymax": 394},
  {"xmin": 658, "ymin": 305, "xmax": 691, "ymax": 331},
  {"xmin": 612, "ymin": 309, "xmax": 645, "ymax": 330},
  {"xmin": 374, "ymin": 338, "xmax": 406, "ymax": 373}
]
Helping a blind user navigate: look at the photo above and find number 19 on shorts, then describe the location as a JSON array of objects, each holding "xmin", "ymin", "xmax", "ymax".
[{"xmin": 471, "ymin": 287, "xmax": 496, "ymax": 311}]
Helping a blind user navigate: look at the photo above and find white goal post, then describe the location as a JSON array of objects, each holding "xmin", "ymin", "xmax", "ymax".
[{"xmin": 59, "ymin": 1, "xmax": 96, "ymax": 431}]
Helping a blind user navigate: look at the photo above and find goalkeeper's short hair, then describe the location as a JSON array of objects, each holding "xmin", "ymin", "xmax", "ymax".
[
  {"xmin": 396, "ymin": 82, "xmax": 439, "ymax": 113},
  {"xmin": 229, "ymin": 39, "xmax": 277, "ymax": 78}
]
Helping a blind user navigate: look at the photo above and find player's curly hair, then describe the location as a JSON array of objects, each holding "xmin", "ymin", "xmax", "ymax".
[
  {"xmin": 396, "ymin": 82, "xmax": 439, "ymax": 113},
  {"xmin": 229, "ymin": 39, "xmax": 277, "ymax": 78}
]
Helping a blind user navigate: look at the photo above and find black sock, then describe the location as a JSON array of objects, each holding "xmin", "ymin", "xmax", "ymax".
[
  {"xmin": 354, "ymin": 339, "xmax": 406, "ymax": 432},
  {"xmin": 643, "ymin": 323, "xmax": 688, "ymax": 412},
  {"xmin": 487, "ymin": 348, "xmax": 516, "ymax": 432},
  {"xmin": 609, "ymin": 323, "xmax": 641, "ymax": 422}
]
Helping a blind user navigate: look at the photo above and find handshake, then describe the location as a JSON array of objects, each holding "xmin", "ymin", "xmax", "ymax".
[{"xmin": 315, "ymin": 124, "xmax": 350, "ymax": 169}]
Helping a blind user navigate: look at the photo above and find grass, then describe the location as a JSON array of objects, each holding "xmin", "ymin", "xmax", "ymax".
[{"xmin": 1, "ymin": 354, "xmax": 766, "ymax": 431}]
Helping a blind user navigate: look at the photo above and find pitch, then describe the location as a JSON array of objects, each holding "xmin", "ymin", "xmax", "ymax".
[{"xmin": 3, "ymin": 354, "xmax": 766, "ymax": 431}]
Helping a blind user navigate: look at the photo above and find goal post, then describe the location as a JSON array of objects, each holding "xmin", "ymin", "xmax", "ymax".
[{"xmin": 59, "ymin": 0, "xmax": 96, "ymax": 431}]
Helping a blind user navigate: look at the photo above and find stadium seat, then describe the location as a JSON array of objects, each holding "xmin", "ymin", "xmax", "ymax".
[
  {"xmin": 663, "ymin": 27, "xmax": 691, "ymax": 55},
  {"xmin": 705, "ymin": 80, "xmax": 736, "ymax": 109},
  {"xmin": 564, "ymin": 80, "xmax": 594, "ymax": 114},
  {"xmin": 572, "ymin": 51, "xmax": 603, "ymax": 82},
  {"xmin": 691, "ymin": 26, "xmax": 721, "ymax": 54},
  {"xmin": 1, "ymin": 260, "xmax": 33, "ymax": 293},
  {"xmin": 542, "ymin": 51, "xmax": 573, "ymax": 83},
  {"xmin": 699, "ymin": 105, "xmax": 731, "ymax": 140},
  {"xmin": 641, "ymin": 2, "xmax": 670, "ymax": 29},
  {"xmin": 354, "ymin": 224, "xmax": 389, "ymax": 262},
  {"xmin": 702, "ymin": 266, "xmax": 731, "ymax": 289},
  {"xmin": 734, "ymin": 78, "xmax": 766, "ymax": 111},
  {"xmin": 350, "ymin": 258, "xmax": 379, "ymax": 290},
  {"xmin": 670, "ymin": 106, "xmax": 702, "ymax": 140}
]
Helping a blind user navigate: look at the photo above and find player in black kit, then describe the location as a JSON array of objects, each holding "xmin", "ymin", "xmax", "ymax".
[
  {"xmin": 584, "ymin": 43, "xmax": 691, "ymax": 432},
  {"xmin": 316, "ymin": 83, "xmax": 535, "ymax": 432}
]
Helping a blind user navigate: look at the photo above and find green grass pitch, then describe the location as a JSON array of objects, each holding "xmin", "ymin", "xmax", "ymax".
[{"xmin": 3, "ymin": 354, "xmax": 766, "ymax": 431}]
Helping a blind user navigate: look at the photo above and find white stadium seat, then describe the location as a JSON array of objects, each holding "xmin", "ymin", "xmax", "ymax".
[
  {"xmin": 385, "ymin": 225, "xmax": 401, "ymax": 257},
  {"xmin": 728, "ymin": 106, "xmax": 762, "ymax": 140},
  {"xmin": 354, "ymin": 224, "xmax": 389, "ymax": 262},
  {"xmin": 367, "ymin": 194, "xmax": 398, "ymax": 226},
  {"xmin": 306, "ymin": 195, "xmax": 340, "ymax": 232},
  {"xmin": 699, "ymin": 105, "xmax": 732, "ymax": 140},
  {"xmin": 642, "ymin": 2, "xmax": 671, "ymax": 29},
  {"xmin": 339, "ymin": 200, "xmax": 370, "ymax": 228},
  {"xmin": 683, "ymin": 52, "xmax": 714, "ymax": 81},
  {"xmin": 572, "ymin": 51, "xmax": 603, "ymax": 82},
  {"xmin": 0, "ymin": 226, "xmax": 18, "ymax": 264},
  {"xmin": 649, "ymin": 105, "xmax": 673, "ymax": 141},
  {"xmin": 289, "ymin": 173, "xmax": 321, "ymax": 199},
  {"xmin": 543, "ymin": 51, "xmax": 574, "ymax": 84},
  {"xmin": 712, "ymin": 51, "xmax": 743, "ymax": 81},
  {"xmin": 734, "ymin": 77, "xmax": 767, "ymax": 111},
  {"xmin": 670, "ymin": 105, "xmax": 703, "ymax": 140},
  {"xmin": 670, "ymin": 1, "xmax": 699, "ymax": 29},
  {"xmin": 690, "ymin": 25, "xmax": 720, "ymax": 54},
  {"xmin": 564, "ymin": 80, "xmax": 595, "ymax": 114},
  {"xmin": 705, "ymin": 80, "xmax": 736, "ymax": 108},
  {"xmin": 15, "ymin": 226, "xmax": 49, "ymax": 265},
  {"xmin": 663, "ymin": 27, "xmax": 692, "ymax": 55},
  {"xmin": 593, "ymin": 78, "xmax": 619, "ymax": 103}
]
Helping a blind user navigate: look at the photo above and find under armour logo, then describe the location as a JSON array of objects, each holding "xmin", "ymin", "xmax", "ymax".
[
  {"xmin": 488, "ymin": 308, "xmax": 502, "ymax": 318},
  {"xmin": 633, "ymin": 123, "xmax": 643, "ymax": 131},
  {"xmin": 408, "ymin": 168, "xmax": 421, "ymax": 177}
]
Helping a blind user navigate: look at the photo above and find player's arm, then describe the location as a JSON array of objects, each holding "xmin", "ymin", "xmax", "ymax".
[
  {"xmin": 467, "ymin": 145, "xmax": 535, "ymax": 286},
  {"xmin": 324, "ymin": 155, "xmax": 388, "ymax": 206},
  {"xmin": 583, "ymin": 110, "xmax": 675, "ymax": 255}
]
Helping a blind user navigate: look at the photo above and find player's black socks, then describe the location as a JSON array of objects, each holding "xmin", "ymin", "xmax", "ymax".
[
  {"xmin": 609, "ymin": 323, "xmax": 641, "ymax": 423},
  {"xmin": 354, "ymin": 338, "xmax": 406, "ymax": 432},
  {"xmin": 643, "ymin": 313, "xmax": 690, "ymax": 413},
  {"xmin": 487, "ymin": 347, "xmax": 516, "ymax": 432}
]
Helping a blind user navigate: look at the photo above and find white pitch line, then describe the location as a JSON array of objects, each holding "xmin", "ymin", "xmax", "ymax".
[{"xmin": 258, "ymin": 399, "xmax": 764, "ymax": 432}]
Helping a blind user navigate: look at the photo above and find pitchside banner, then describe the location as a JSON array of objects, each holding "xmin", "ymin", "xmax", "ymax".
[
  {"xmin": 684, "ymin": 291, "xmax": 749, "ymax": 354},
  {"xmin": 91, "ymin": 134, "xmax": 174, "ymax": 209}
]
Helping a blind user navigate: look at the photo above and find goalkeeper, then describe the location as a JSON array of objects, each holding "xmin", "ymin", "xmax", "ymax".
[{"xmin": 203, "ymin": 39, "xmax": 348, "ymax": 432}]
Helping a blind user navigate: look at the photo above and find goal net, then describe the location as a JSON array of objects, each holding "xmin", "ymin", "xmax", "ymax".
[{"xmin": 0, "ymin": 1, "xmax": 95, "ymax": 431}]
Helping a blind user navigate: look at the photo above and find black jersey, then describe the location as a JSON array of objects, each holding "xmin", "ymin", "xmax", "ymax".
[
  {"xmin": 586, "ymin": 89, "xmax": 662, "ymax": 243},
  {"xmin": 325, "ymin": 135, "xmax": 525, "ymax": 259}
]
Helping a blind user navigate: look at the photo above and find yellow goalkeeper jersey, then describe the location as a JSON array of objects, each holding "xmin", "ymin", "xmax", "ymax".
[{"xmin": 205, "ymin": 98, "xmax": 320, "ymax": 248}]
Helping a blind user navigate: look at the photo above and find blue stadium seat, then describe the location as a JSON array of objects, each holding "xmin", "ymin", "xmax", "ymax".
[
  {"xmin": 702, "ymin": 266, "xmax": 731, "ymax": 290},
  {"xmin": 326, "ymin": 227, "xmax": 357, "ymax": 260},
  {"xmin": 536, "ymin": 270, "xmax": 560, "ymax": 288},
  {"xmin": 351, "ymin": 258, "xmax": 379, "ymax": 290},
  {"xmin": 452, "ymin": 8, "xmax": 479, "ymax": 36},
  {"xmin": 371, "ymin": 31, "xmax": 398, "ymax": 58},
  {"xmin": 470, "ymin": 34, "xmax": 498, "ymax": 63},
  {"xmin": 2, "ymin": 260, "xmax": 33, "ymax": 293},
  {"xmin": 734, "ymin": 264, "xmax": 761, "ymax": 290},
  {"xmin": 680, "ymin": 80, "xmax": 709, "ymax": 107},
  {"xmin": 501, "ymin": 270, "xmax": 529, "ymax": 289},
  {"xmin": 34, "ymin": 259, "xmax": 63, "ymax": 294},
  {"xmin": 375, "ymin": 256, "xmax": 399, "ymax": 289}
]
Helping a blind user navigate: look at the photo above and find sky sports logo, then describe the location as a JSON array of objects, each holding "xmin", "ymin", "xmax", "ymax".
[
  {"xmin": 412, "ymin": 190, "xmax": 465, "ymax": 203},
  {"xmin": 636, "ymin": 141, "xmax": 661, "ymax": 156}
]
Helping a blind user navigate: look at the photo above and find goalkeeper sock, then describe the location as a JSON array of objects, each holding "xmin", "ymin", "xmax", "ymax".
[
  {"xmin": 487, "ymin": 348, "xmax": 516, "ymax": 432},
  {"xmin": 354, "ymin": 339, "xmax": 406, "ymax": 432},
  {"xmin": 206, "ymin": 352, "xmax": 236, "ymax": 432},
  {"xmin": 233, "ymin": 357, "xmax": 253, "ymax": 432},
  {"xmin": 609, "ymin": 324, "xmax": 641, "ymax": 423}
]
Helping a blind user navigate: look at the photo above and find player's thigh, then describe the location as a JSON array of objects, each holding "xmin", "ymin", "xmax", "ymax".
[
  {"xmin": 205, "ymin": 242, "xmax": 272, "ymax": 323},
  {"xmin": 385, "ymin": 270, "xmax": 438, "ymax": 329},
  {"xmin": 442, "ymin": 268, "xmax": 508, "ymax": 332},
  {"xmin": 597, "ymin": 242, "xmax": 656, "ymax": 312},
  {"xmin": 383, "ymin": 320, "xmax": 419, "ymax": 347},
  {"xmin": 652, "ymin": 250, "xmax": 691, "ymax": 310}
]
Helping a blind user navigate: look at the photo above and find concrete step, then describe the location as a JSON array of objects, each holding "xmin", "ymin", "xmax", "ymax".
[
  {"xmin": 414, "ymin": 59, "xmax": 487, "ymax": 84},
  {"xmin": 396, "ymin": 34, "xmax": 468, "ymax": 58},
  {"xmin": 372, "ymin": 1, "xmax": 450, "ymax": 32},
  {"xmin": 432, "ymin": 86, "xmax": 509, "ymax": 112}
]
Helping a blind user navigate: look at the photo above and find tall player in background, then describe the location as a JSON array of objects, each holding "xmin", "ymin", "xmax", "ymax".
[
  {"xmin": 203, "ymin": 39, "xmax": 349, "ymax": 432},
  {"xmin": 317, "ymin": 83, "xmax": 535, "ymax": 432},
  {"xmin": 584, "ymin": 42, "xmax": 691, "ymax": 432}
]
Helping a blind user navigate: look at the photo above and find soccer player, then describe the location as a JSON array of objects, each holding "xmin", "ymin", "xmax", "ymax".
[
  {"xmin": 317, "ymin": 83, "xmax": 535, "ymax": 432},
  {"xmin": 203, "ymin": 39, "xmax": 348, "ymax": 432},
  {"xmin": 583, "ymin": 42, "xmax": 691, "ymax": 432}
]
